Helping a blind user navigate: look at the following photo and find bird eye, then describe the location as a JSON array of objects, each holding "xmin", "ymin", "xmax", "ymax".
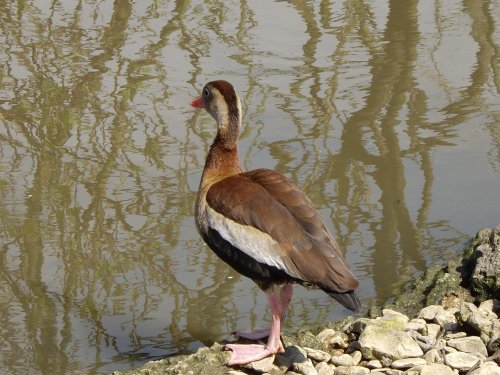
[{"xmin": 203, "ymin": 87, "xmax": 210, "ymax": 98}]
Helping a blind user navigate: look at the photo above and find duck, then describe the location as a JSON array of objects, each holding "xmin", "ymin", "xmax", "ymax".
[{"xmin": 191, "ymin": 80, "xmax": 360, "ymax": 365}]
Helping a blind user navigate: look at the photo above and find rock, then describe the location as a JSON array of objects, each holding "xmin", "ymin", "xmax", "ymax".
[
  {"xmin": 228, "ymin": 371, "xmax": 248, "ymax": 375},
  {"xmin": 470, "ymin": 362, "xmax": 500, "ymax": 375},
  {"xmin": 445, "ymin": 331, "xmax": 467, "ymax": 339},
  {"xmin": 382, "ymin": 309, "xmax": 410, "ymax": 325},
  {"xmin": 420, "ymin": 363, "xmax": 456, "ymax": 375},
  {"xmin": 444, "ymin": 351, "xmax": 482, "ymax": 371},
  {"xmin": 390, "ymin": 357, "xmax": 427, "ymax": 369},
  {"xmin": 333, "ymin": 365, "xmax": 369, "ymax": 375},
  {"xmin": 461, "ymin": 227, "xmax": 500, "ymax": 301},
  {"xmin": 447, "ymin": 336, "xmax": 488, "ymax": 356},
  {"xmin": 317, "ymin": 329, "xmax": 349, "ymax": 349},
  {"xmin": 407, "ymin": 364, "xmax": 425, "ymax": 374},
  {"xmin": 315, "ymin": 361, "xmax": 335, "ymax": 375},
  {"xmin": 425, "ymin": 323, "xmax": 442, "ymax": 338},
  {"xmin": 358, "ymin": 323, "xmax": 423, "ymax": 360},
  {"xmin": 304, "ymin": 347, "xmax": 331, "ymax": 363},
  {"xmin": 243, "ymin": 355, "xmax": 278, "ymax": 373},
  {"xmin": 350, "ymin": 351, "xmax": 362, "ymax": 366},
  {"xmin": 457, "ymin": 301, "xmax": 499, "ymax": 343},
  {"xmin": 406, "ymin": 319, "xmax": 427, "ymax": 333},
  {"xmin": 276, "ymin": 345, "xmax": 307, "ymax": 371},
  {"xmin": 292, "ymin": 358, "xmax": 318, "ymax": 375},
  {"xmin": 434, "ymin": 308, "xmax": 459, "ymax": 331},
  {"xmin": 423, "ymin": 348, "xmax": 443, "ymax": 363},
  {"xmin": 381, "ymin": 370, "xmax": 404, "ymax": 375},
  {"xmin": 366, "ymin": 359, "xmax": 382, "ymax": 369},
  {"xmin": 348, "ymin": 319, "xmax": 371, "ymax": 335},
  {"xmin": 330, "ymin": 354, "xmax": 354, "ymax": 367},
  {"xmin": 419, "ymin": 305, "xmax": 445, "ymax": 321}
]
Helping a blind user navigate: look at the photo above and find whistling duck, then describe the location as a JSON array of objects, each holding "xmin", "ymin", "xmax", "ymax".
[{"xmin": 191, "ymin": 80, "xmax": 360, "ymax": 365}]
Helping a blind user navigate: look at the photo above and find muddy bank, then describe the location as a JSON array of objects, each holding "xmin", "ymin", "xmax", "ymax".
[{"xmin": 112, "ymin": 226, "xmax": 499, "ymax": 375}]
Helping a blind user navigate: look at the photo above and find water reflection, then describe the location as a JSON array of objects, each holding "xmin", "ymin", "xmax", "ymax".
[{"xmin": 0, "ymin": 0, "xmax": 499, "ymax": 374}]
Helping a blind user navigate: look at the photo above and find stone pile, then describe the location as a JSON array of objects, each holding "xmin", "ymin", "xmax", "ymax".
[
  {"xmin": 229, "ymin": 299, "xmax": 499, "ymax": 375},
  {"xmin": 116, "ymin": 226, "xmax": 500, "ymax": 375}
]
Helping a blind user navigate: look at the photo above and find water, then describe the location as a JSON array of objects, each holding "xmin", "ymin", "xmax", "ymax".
[{"xmin": 0, "ymin": 0, "xmax": 499, "ymax": 374}]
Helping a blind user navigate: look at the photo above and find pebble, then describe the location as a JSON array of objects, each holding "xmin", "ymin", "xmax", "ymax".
[
  {"xmin": 444, "ymin": 351, "xmax": 482, "ymax": 371},
  {"xmin": 420, "ymin": 363, "xmax": 456, "ymax": 375},
  {"xmin": 292, "ymin": 358, "xmax": 318, "ymax": 375},
  {"xmin": 470, "ymin": 362, "xmax": 500, "ymax": 375},
  {"xmin": 366, "ymin": 359, "xmax": 382, "ymax": 369},
  {"xmin": 447, "ymin": 336, "xmax": 488, "ymax": 356},
  {"xmin": 330, "ymin": 353, "xmax": 354, "ymax": 366},
  {"xmin": 390, "ymin": 357, "xmax": 427, "ymax": 369},
  {"xmin": 418, "ymin": 305, "xmax": 444, "ymax": 321},
  {"xmin": 350, "ymin": 351, "xmax": 362, "ymax": 365},
  {"xmin": 425, "ymin": 323, "xmax": 442, "ymax": 337},
  {"xmin": 315, "ymin": 361, "xmax": 335, "ymax": 375},
  {"xmin": 304, "ymin": 347, "xmax": 331, "ymax": 363},
  {"xmin": 243, "ymin": 355, "xmax": 278, "ymax": 373},
  {"xmin": 333, "ymin": 365, "xmax": 369, "ymax": 375}
]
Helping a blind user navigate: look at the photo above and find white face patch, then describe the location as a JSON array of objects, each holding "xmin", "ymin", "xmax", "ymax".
[
  {"xmin": 210, "ymin": 90, "xmax": 230, "ymax": 129},
  {"xmin": 204, "ymin": 204, "xmax": 300, "ymax": 278}
]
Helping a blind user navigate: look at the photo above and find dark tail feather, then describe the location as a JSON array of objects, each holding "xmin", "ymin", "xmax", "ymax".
[{"xmin": 326, "ymin": 290, "xmax": 361, "ymax": 313}]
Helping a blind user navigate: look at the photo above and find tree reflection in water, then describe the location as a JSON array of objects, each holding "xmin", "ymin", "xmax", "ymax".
[{"xmin": 0, "ymin": 0, "xmax": 498, "ymax": 373}]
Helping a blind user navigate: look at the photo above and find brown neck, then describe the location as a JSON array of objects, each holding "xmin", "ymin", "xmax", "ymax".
[{"xmin": 202, "ymin": 142, "xmax": 243, "ymax": 180}]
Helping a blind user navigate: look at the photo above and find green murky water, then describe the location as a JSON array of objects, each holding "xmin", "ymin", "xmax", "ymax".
[{"xmin": 0, "ymin": 0, "xmax": 499, "ymax": 373}]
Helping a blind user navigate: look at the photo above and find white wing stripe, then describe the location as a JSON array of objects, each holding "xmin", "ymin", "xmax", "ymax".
[{"xmin": 205, "ymin": 205, "xmax": 297, "ymax": 275}]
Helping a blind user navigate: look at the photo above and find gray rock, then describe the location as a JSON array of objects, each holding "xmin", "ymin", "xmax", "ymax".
[
  {"xmin": 350, "ymin": 351, "xmax": 362, "ymax": 366},
  {"xmin": 304, "ymin": 347, "xmax": 331, "ymax": 363},
  {"xmin": 358, "ymin": 324, "xmax": 423, "ymax": 360},
  {"xmin": 423, "ymin": 348, "xmax": 444, "ymax": 363},
  {"xmin": 470, "ymin": 362, "xmax": 500, "ymax": 375},
  {"xmin": 444, "ymin": 351, "xmax": 482, "ymax": 371},
  {"xmin": 419, "ymin": 305, "xmax": 445, "ymax": 321},
  {"xmin": 478, "ymin": 299, "xmax": 496, "ymax": 313},
  {"xmin": 292, "ymin": 357, "xmax": 318, "ymax": 375},
  {"xmin": 442, "ymin": 345, "xmax": 458, "ymax": 354},
  {"xmin": 458, "ymin": 302, "xmax": 498, "ymax": 343},
  {"xmin": 420, "ymin": 363, "xmax": 456, "ymax": 375},
  {"xmin": 447, "ymin": 336, "xmax": 488, "ymax": 356},
  {"xmin": 407, "ymin": 364, "xmax": 425, "ymax": 374},
  {"xmin": 330, "ymin": 354, "xmax": 354, "ymax": 367},
  {"xmin": 366, "ymin": 359, "xmax": 382, "ymax": 369},
  {"xmin": 406, "ymin": 319, "xmax": 427, "ymax": 333},
  {"xmin": 426, "ymin": 323, "xmax": 442, "ymax": 338},
  {"xmin": 390, "ymin": 357, "xmax": 427, "ymax": 369},
  {"xmin": 381, "ymin": 370, "xmax": 405, "ymax": 375},
  {"xmin": 317, "ymin": 329, "xmax": 349, "ymax": 349},
  {"xmin": 445, "ymin": 331, "xmax": 468, "ymax": 339},
  {"xmin": 243, "ymin": 355, "xmax": 278, "ymax": 373},
  {"xmin": 333, "ymin": 365, "xmax": 369, "ymax": 375},
  {"xmin": 461, "ymin": 227, "xmax": 500, "ymax": 301},
  {"xmin": 434, "ymin": 309, "xmax": 459, "ymax": 331},
  {"xmin": 315, "ymin": 361, "xmax": 336, "ymax": 375},
  {"xmin": 381, "ymin": 309, "xmax": 409, "ymax": 325}
]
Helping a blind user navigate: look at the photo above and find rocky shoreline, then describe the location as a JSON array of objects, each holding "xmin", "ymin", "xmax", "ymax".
[{"xmin": 113, "ymin": 226, "xmax": 499, "ymax": 375}]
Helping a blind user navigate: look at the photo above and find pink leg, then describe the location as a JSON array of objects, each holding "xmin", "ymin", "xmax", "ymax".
[
  {"xmin": 279, "ymin": 283, "xmax": 293, "ymax": 322},
  {"xmin": 226, "ymin": 285, "xmax": 291, "ymax": 365},
  {"xmin": 233, "ymin": 284, "xmax": 293, "ymax": 341}
]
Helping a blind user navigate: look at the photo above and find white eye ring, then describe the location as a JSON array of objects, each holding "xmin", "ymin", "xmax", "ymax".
[{"xmin": 203, "ymin": 87, "xmax": 210, "ymax": 97}]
